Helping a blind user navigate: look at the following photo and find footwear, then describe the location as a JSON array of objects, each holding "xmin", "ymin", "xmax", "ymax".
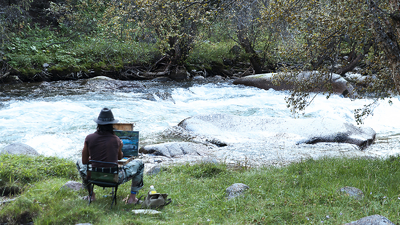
[{"xmin": 123, "ymin": 195, "xmax": 142, "ymax": 205}]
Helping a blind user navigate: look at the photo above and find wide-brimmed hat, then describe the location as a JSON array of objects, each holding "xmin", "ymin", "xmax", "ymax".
[{"xmin": 93, "ymin": 108, "xmax": 119, "ymax": 125}]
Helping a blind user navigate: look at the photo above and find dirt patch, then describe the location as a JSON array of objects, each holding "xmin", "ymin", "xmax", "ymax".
[
  {"xmin": 0, "ymin": 186, "xmax": 21, "ymax": 196},
  {"xmin": 0, "ymin": 211, "xmax": 34, "ymax": 225}
]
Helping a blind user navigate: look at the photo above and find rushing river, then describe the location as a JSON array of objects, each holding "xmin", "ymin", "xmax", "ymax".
[{"xmin": 1, "ymin": 78, "xmax": 400, "ymax": 163}]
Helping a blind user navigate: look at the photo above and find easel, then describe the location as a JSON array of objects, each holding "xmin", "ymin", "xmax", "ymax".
[
  {"xmin": 113, "ymin": 123, "xmax": 134, "ymax": 132},
  {"xmin": 113, "ymin": 123, "xmax": 138, "ymax": 165}
]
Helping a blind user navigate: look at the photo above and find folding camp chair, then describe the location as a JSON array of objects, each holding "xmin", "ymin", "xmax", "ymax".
[{"xmin": 86, "ymin": 160, "xmax": 122, "ymax": 208}]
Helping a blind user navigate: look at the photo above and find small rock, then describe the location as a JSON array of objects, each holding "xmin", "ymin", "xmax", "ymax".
[
  {"xmin": 43, "ymin": 63, "xmax": 49, "ymax": 68},
  {"xmin": 151, "ymin": 77, "xmax": 173, "ymax": 82},
  {"xmin": 193, "ymin": 75, "xmax": 205, "ymax": 80},
  {"xmin": 338, "ymin": 186, "xmax": 364, "ymax": 200},
  {"xmin": 89, "ymin": 76, "xmax": 114, "ymax": 81},
  {"xmin": 146, "ymin": 165, "xmax": 162, "ymax": 176},
  {"xmin": 61, "ymin": 181, "xmax": 84, "ymax": 191},
  {"xmin": 344, "ymin": 214, "xmax": 394, "ymax": 225},
  {"xmin": 226, "ymin": 183, "xmax": 249, "ymax": 200},
  {"xmin": 214, "ymin": 75, "xmax": 224, "ymax": 80}
]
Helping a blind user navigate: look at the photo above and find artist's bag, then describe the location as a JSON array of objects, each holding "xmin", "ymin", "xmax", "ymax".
[{"xmin": 141, "ymin": 193, "xmax": 172, "ymax": 209}]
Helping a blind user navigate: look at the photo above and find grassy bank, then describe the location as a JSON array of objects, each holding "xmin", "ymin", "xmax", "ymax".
[
  {"xmin": 1, "ymin": 23, "xmax": 248, "ymax": 83},
  {"xmin": 1, "ymin": 154, "xmax": 400, "ymax": 224}
]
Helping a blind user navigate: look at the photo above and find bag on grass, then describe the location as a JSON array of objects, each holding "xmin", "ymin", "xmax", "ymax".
[{"xmin": 141, "ymin": 193, "xmax": 172, "ymax": 209}]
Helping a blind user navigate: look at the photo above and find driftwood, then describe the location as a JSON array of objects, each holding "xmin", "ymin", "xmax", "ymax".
[{"xmin": 0, "ymin": 72, "xmax": 10, "ymax": 80}]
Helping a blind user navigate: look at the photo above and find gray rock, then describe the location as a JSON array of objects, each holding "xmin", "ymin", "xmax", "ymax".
[
  {"xmin": 0, "ymin": 143, "xmax": 40, "ymax": 156},
  {"xmin": 140, "ymin": 142, "xmax": 208, "ymax": 157},
  {"xmin": 344, "ymin": 215, "xmax": 394, "ymax": 225},
  {"xmin": 213, "ymin": 75, "xmax": 224, "ymax": 80},
  {"xmin": 233, "ymin": 71, "xmax": 353, "ymax": 97},
  {"xmin": 153, "ymin": 91, "xmax": 175, "ymax": 104},
  {"xmin": 300, "ymin": 124, "xmax": 376, "ymax": 150},
  {"xmin": 199, "ymin": 157, "xmax": 219, "ymax": 165},
  {"xmin": 172, "ymin": 114, "xmax": 375, "ymax": 149},
  {"xmin": 146, "ymin": 165, "xmax": 162, "ymax": 176},
  {"xmin": 226, "ymin": 183, "xmax": 249, "ymax": 200},
  {"xmin": 146, "ymin": 91, "xmax": 175, "ymax": 102},
  {"xmin": 151, "ymin": 77, "xmax": 173, "ymax": 82},
  {"xmin": 338, "ymin": 186, "xmax": 364, "ymax": 200},
  {"xmin": 61, "ymin": 181, "xmax": 84, "ymax": 192},
  {"xmin": 193, "ymin": 75, "xmax": 205, "ymax": 80},
  {"xmin": 89, "ymin": 76, "xmax": 114, "ymax": 81}
]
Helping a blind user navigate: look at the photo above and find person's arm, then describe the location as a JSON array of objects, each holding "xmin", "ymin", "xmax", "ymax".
[
  {"xmin": 118, "ymin": 139, "xmax": 123, "ymax": 160},
  {"xmin": 82, "ymin": 142, "xmax": 90, "ymax": 164}
]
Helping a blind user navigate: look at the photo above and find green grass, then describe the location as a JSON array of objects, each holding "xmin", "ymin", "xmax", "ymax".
[
  {"xmin": 186, "ymin": 40, "xmax": 241, "ymax": 65},
  {"xmin": 3, "ymin": 25, "xmax": 159, "ymax": 76},
  {"xmin": 1, "ymin": 154, "xmax": 400, "ymax": 224}
]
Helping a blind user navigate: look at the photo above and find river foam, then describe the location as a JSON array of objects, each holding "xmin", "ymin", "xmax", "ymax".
[{"xmin": 1, "ymin": 80, "xmax": 399, "ymax": 162}]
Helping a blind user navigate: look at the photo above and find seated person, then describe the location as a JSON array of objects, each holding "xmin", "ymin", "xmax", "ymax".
[{"xmin": 76, "ymin": 108, "xmax": 144, "ymax": 204}]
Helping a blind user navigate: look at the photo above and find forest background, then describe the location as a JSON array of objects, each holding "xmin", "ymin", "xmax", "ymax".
[{"xmin": 1, "ymin": 0, "xmax": 400, "ymax": 115}]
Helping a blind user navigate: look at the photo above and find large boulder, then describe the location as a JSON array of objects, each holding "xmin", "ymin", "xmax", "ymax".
[
  {"xmin": 171, "ymin": 114, "xmax": 375, "ymax": 149},
  {"xmin": 233, "ymin": 71, "xmax": 353, "ymax": 96},
  {"xmin": 0, "ymin": 143, "xmax": 40, "ymax": 156},
  {"xmin": 140, "ymin": 142, "xmax": 209, "ymax": 157},
  {"xmin": 161, "ymin": 114, "xmax": 378, "ymax": 167}
]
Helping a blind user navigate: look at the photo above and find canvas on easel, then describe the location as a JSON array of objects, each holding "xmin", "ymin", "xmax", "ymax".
[
  {"xmin": 113, "ymin": 123, "xmax": 138, "ymax": 163},
  {"xmin": 114, "ymin": 130, "xmax": 139, "ymax": 157}
]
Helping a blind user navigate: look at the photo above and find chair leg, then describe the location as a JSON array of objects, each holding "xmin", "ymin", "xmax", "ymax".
[
  {"xmin": 88, "ymin": 184, "xmax": 94, "ymax": 205},
  {"xmin": 111, "ymin": 186, "xmax": 118, "ymax": 208}
]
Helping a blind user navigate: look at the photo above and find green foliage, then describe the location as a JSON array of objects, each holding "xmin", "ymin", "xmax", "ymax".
[
  {"xmin": 187, "ymin": 40, "xmax": 238, "ymax": 65},
  {"xmin": 0, "ymin": 154, "xmax": 78, "ymax": 186},
  {"xmin": 3, "ymin": 23, "xmax": 158, "ymax": 76}
]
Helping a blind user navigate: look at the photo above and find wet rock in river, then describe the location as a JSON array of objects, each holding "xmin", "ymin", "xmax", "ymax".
[
  {"xmin": 140, "ymin": 142, "xmax": 209, "ymax": 157},
  {"xmin": 170, "ymin": 114, "xmax": 375, "ymax": 149},
  {"xmin": 233, "ymin": 71, "xmax": 354, "ymax": 97}
]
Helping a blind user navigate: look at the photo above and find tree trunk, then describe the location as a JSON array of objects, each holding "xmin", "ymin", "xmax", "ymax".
[{"xmin": 237, "ymin": 30, "xmax": 263, "ymax": 74}]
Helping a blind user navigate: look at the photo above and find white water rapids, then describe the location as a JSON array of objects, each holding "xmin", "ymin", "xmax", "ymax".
[{"xmin": 0, "ymin": 79, "xmax": 399, "ymax": 165}]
